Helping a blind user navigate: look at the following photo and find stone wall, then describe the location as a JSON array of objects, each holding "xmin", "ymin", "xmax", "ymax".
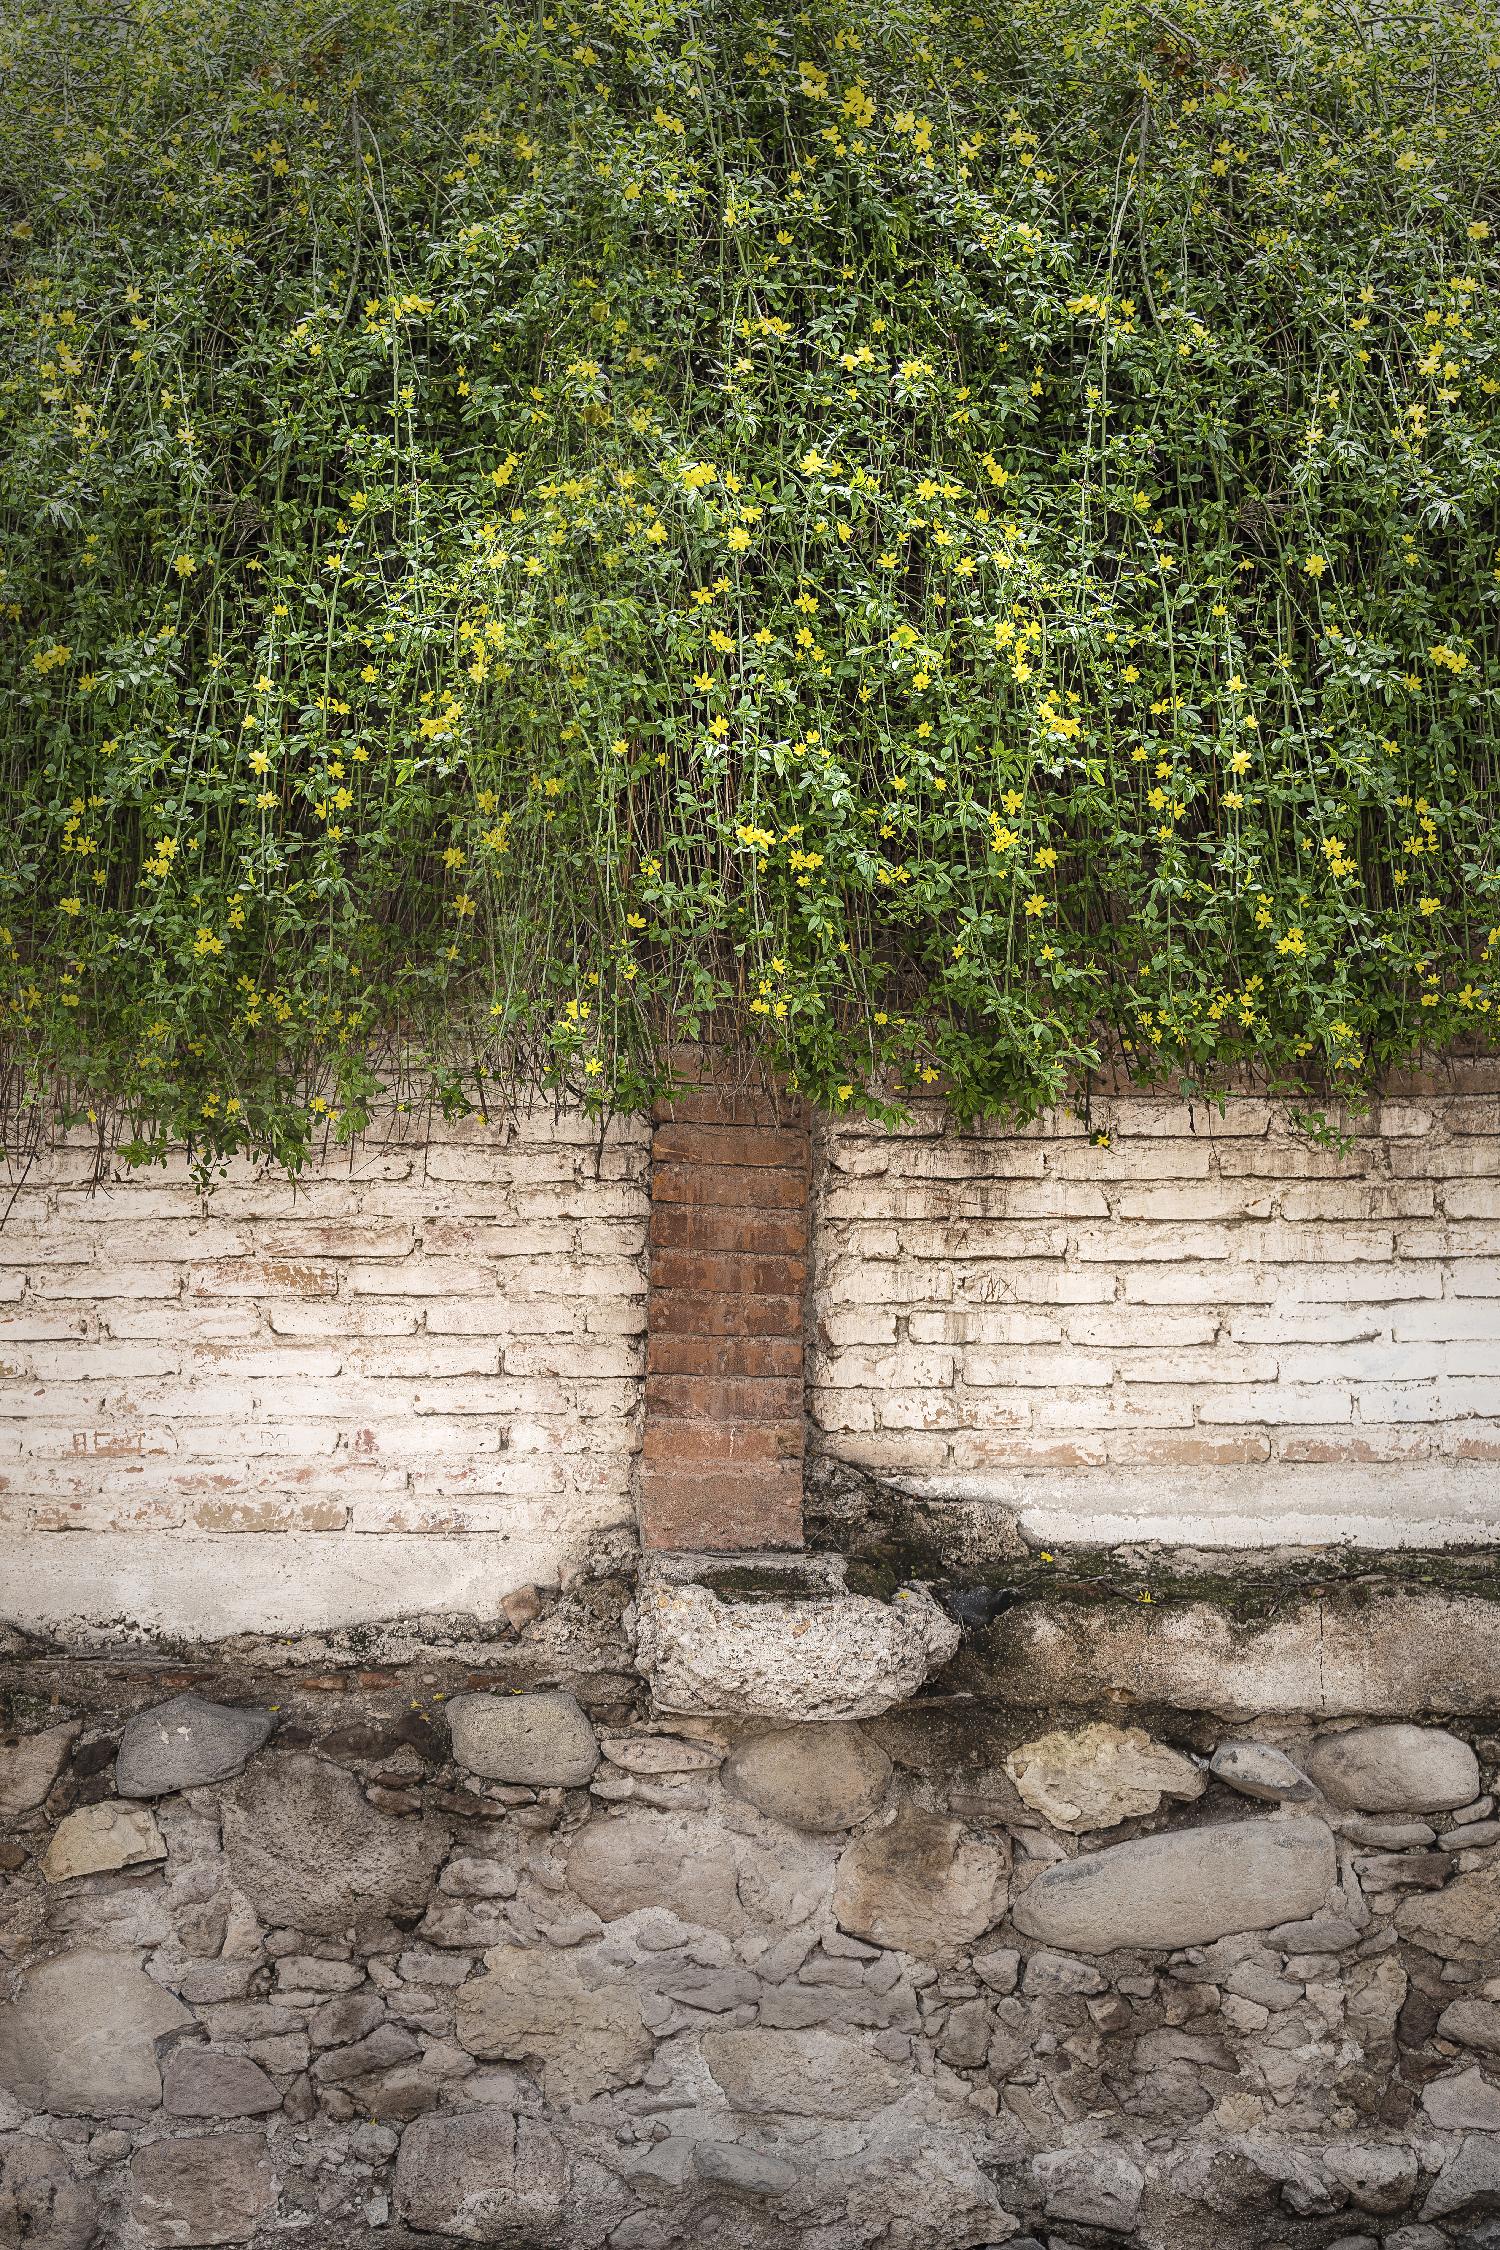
[
  {"xmin": 814, "ymin": 1066, "xmax": 1500, "ymax": 1549},
  {"xmin": 0, "ymin": 1105, "xmax": 647, "ymax": 1637},
  {"xmin": 3, "ymin": 1575, "xmax": 1500, "ymax": 2250}
]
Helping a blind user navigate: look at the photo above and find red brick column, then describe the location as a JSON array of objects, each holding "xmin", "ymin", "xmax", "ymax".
[{"xmin": 640, "ymin": 1077, "xmax": 809, "ymax": 1551}]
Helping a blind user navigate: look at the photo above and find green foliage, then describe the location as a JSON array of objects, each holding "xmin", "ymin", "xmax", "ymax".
[{"xmin": 1, "ymin": 0, "xmax": 1497, "ymax": 1164}]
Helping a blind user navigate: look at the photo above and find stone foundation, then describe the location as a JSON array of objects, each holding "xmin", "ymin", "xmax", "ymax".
[{"xmin": 4, "ymin": 1556, "xmax": 1500, "ymax": 2249}]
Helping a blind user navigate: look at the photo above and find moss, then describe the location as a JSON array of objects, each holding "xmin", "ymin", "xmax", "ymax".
[
  {"xmin": 830, "ymin": 1536, "xmax": 1500, "ymax": 1622},
  {"xmin": 695, "ymin": 1564, "xmax": 841, "ymax": 1604}
]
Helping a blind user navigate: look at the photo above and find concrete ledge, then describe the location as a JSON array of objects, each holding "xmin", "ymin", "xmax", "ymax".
[
  {"xmin": 890, "ymin": 1460, "xmax": 1500, "ymax": 1549},
  {"xmin": 0, "ymin": 1532, "xmax": 570, "ymax": 1642},
  {"xmin": 961, "ymin": 1589, "xmax": 1500, "ymax": 1717}
]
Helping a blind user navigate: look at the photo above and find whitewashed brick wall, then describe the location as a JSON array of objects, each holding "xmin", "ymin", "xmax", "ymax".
[
  {"xmin": 4, "ymin": 1071, "xmax": 1498, "ymax": 1640},
  {"xmin": 0, "ymin": 1105, "xmax": 647, "ymax": 1635},
  {"xmin": 813, "ymin": 1069, "xmax": 1500, "ymax": 1548}
]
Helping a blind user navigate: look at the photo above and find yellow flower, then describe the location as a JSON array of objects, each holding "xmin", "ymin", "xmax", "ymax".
[
  {"xmin": 173, "ymin": 554, "xmax": 197, "ymax": 578},
  {"xmin": 1303, "ymin": 553, "xmax": 1327, "ymax": 578}
]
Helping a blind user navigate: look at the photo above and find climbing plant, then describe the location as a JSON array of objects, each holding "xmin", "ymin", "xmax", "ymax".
[{"xmin": 1, "ymin": 0, "xmax": 1497, "ymax": 1163}]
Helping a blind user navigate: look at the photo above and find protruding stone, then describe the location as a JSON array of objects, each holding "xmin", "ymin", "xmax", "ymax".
[
  {"xmin": 1304, "ymin": 1725, "xmax": 1479, "ymax": 1814},
  {"xmin": 565, "ymin": 1809, "xmax": 740, "ymax": 1929},
  {"xmin": 1323, "ymin": 2143, "xmax": 1419, "ymax": 2216},
  {"xmin": 1012, "ymin": 1818, "xmax": 1336, "ymax": 1953},
  {"xmin": 600, "ymin": 1735, "xmax": 724, "ymax": 1776},
  {"xmin": 1210, "ymin": 1741, "xmax": 1318, "ymax": 1804},
  {"xmin": 163, "ymin": 2047, "xmax": 282, "ymax": 2118},
  {"xmin": 1340, "ymin": 1817, "xmax": 1436, "ymax": 1849},
  {"xmin": 1436, "ymin": 1998, "xmax": 1500, "ymax": 2054},
  {"xmin": 636, "ymin": 1573, "xmax": 959, "ymax": 1722},
  {"xmin": 446, "ymin": 1690, "xmax": 599, "ymax": 1788},
  {"xmin": 1423, "ymin": 2133, "xmax": 1500, "ymax": 2220},
  {"xmin": 126, "ymin": 2132, "xmax": 276, "ymax": 2246},
  {"xmin": 116, "ymin": 1694, "xmax": 273, "ymax": 1798},
  {"xmin": 723, "ymin": 1725, "xmax": 891, "ymax": 1832},
  {"xmin": 312, "ymin": 2027, "xmax": 421, "ymax": 2085},
  {"xmin": 692, "ymin": 2142, "xmax": 798, "ymax": 2197},
  {"xmin": 455, "ymin": 1946, "xmax": 653, "ymax": 2105},
  {"xmin": 1396, "ymin": 1866, "xmax": 1500, "ymax": 1962},
  {"xmin": 0, "ymin": 1951, "xmax": 194, "ymax": 2116},
  {"xmin": 702, "ymin": 2028, "xmax": 906, "ymax": 2119},
  {"xmin": 0, "ymin": 1722, "xmax": 79, "ymax": 1815},
  {"xmin": 1032, "ymin": 2146, "xmax": 1144, "ymax": 2234},
  {"xmin": 221, "ymin": 1752, "xmax": 449, "ymax": 1936},
  {"xmin": 309, "ymin": 1992, "xmax": 385, "ymax": 2050},
  {"xmin": 832, "ymin": 1806, "xmax": 1008, "ymax": 1956},
  {"xmin": 0, "ymin": 2135, "xmax": 98, "ymax": 2250},
  {"xmin": 1006, "ymin": 1722, "xmax": 1205, "ymax": 1833},
  {"xmin": 1421, "ymin": 2067, "xmax": 1500, "ymax": 2132},
  {"xmin": 973, "ymin": 1947, "xmax": 1021, "ymax": 1994},
  {"xmin": 41, "ymin": 1802, "xmax": 165, "ymax": 1884},
  {"xmin": 395, "ymin": 2107, "xmax": 568, "ymax": 2243}
]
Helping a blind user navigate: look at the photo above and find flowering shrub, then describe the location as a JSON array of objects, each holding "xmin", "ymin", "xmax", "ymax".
[{"xmin": 1, "ymin": 0, "xmax": 1497, "ymax": 1162}]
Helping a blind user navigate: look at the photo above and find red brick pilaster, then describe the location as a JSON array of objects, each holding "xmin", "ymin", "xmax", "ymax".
[{"xmin": 640, "ymin": 1077, "xmax": 809, "ymax": 1551}]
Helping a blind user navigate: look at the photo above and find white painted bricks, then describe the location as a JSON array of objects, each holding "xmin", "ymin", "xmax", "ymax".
[
  {"xmin": 812, "ymin": 1068, "xmax": 1500, "ymax": 1548},
  {"xmin": 0, "ymin": 1103, "xmax": 647, "ymax": 1629}
]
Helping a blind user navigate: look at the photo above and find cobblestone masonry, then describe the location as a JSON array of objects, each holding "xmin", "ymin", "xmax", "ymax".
[
  {"xmin": 4, "ymin": 1592, "xmax": 1500, "ymax": 2250},
  {"xmin": 813, "ymin": 1066, "xmax": 1500, "ymax": 1549}
]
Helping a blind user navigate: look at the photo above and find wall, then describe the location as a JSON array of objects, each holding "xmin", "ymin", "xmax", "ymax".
[
  {"xmin": 2, "ymin": 1616, "xmax": 1499, "ymax": 2250},
  {"xmin": 814, "ymin": 1069, "xmax": 1500, "ymax": 1549},
  {"xmin": 0, "ymin": 1105, "xmax": 647, "ymax": 1637},
  {"xmin": 2, "ymin": 1067, "xmax": 1498, "ymax": 1642}
]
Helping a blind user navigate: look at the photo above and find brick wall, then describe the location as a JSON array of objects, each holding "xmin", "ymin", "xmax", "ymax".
[
  {"xmin": 0, "ymin": 1105, "xmax": 647, "ymax": 1635},
  {"xmin": 813, "ymin": 1068, "xmax": 1500, "ymax": 1548},
  {"xmin": 642, "ymin": 1083, "xmax": 810, "ymax": 1552},
  {"xmin": 3, "ymin": 1069, "xmax": 1498, "ymax": 1639}
]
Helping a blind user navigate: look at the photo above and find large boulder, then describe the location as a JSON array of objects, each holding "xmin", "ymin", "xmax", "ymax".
[
  {"xmin": 116, "ymin": 1695, "xmax": 273, "ymax": 1798},
  {"xmin": 446, "ymin": 1691, "xmax": 598, "ymax": 1788},
  {"xmin": 0, "ymin": 2136, "xmax": 98, "ymax": 2250},
  {"xmin": 1012, "ymin": 1817, "xmax": 1335, "ymax": 1953},
  {"xmin": 1006, "ymin": 1723, "xmax": 1204, "ymax": 1833},
  {"xmin": 833, "ymin": 1806, "xmax": 1008, "ymax": 1956},
  {"xmin": 702, "ymin": 2028, "xmax": 907, "ymax": 2119},
  {"xmin": 41, "ymin": 1802, "xmax": 165, "ymax": 1884},
  {"xmin": 1304, "ymin": 1725, "xmax": 1479, "ymax": 1814},
  {"xmin": 394, "ymin": 2107, "xmax": 568, "ymax": 2245},
  {"xmin": 0, "ymin": 1723, "xmax": 78, "ymax": 1815},
  {"xmin": 454, "ymin": 1947, "xmax": 653, "ymax": 2105},
  {"xmin": 220, "ymin": 1751, "xmax": 448, "ymax": 1936},
  {"xmin": 722, "ymin": 1725, "xmax": 891, "ymax": 1833},
  {"xmin": 0, "ymin": 1951, "xmax": 193, "ymax": 2116},
  {"xmin": 636, "ymin": 1578, "xmax": 959, "ymax": 1721},
  {"xmin": 565, "ymin": 1809, "xmax": 740, "ymax": 1930},
  {"xmin": 1397, "ymin": 1867, "xmax": 1500, "ymax": 1964},
  {"xmin": 125, "ymin": 2133, "xmax": 276, "ymax": 2247}
]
